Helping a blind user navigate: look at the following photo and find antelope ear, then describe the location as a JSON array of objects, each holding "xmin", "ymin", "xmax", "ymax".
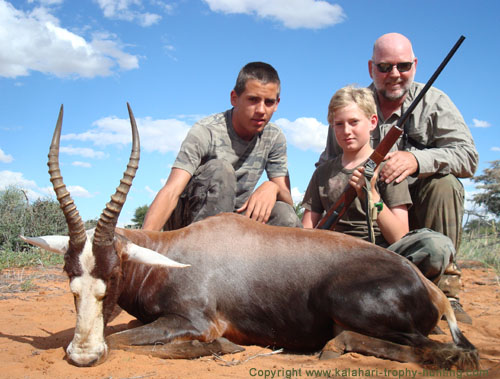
[
  {"xmin": 20, "ymin": 235, "xmax": 69, "ymax": 255},
  {"xmin": 122, "ymin": 241, "xmax": 190, "ymax": 268}
]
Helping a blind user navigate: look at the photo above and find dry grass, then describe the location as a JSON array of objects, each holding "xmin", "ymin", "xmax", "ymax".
[{"xmin": 459, "ymin": 233, "xmax": 500, "ymax": 274}]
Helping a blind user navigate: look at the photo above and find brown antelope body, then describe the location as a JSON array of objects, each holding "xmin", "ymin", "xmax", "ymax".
[{"xmin": 22, "ymin": 105, "xmax": 479, "ymax": 369}]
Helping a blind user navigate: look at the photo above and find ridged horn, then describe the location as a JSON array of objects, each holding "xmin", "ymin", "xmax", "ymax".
[
  {"xmin": 93, "ymin": 103, "xmax": 140, "ymax": 248},
  {"xmin": 48, "ymin": 105, "xmax": 87, "ymax": 251}
]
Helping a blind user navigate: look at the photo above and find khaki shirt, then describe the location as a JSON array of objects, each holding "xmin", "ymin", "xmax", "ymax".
[
  {"xmin": 173, "ymin": 109, "xmax": 288, "ymax": 208},
  {"xmin": 318, "ymin": 82, "xmax": 479, "ymax": 182}
]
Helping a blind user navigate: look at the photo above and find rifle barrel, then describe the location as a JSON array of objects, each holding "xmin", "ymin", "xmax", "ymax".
[{"xmin": 397, "ymin": 35, "xmax": 465, "ymax": 130}]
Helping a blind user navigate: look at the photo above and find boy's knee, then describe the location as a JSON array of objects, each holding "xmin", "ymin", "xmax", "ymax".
[
  {"xmin": 415, "ymin": 229, "xmax": 455, "ymax": 282},
  {"xmin": 421, "ymin": 228, "xmax": 455, "ymax": 260},
  {"xmin": 268, "ymin": 201, "xmax": 303, "ymax": 228},
  {"xmin": 389, "ymin": 228, "xmax": 455, "ymax": 282},
  {"xmin": 186, "ymin": 159, "xmax": 237, "ymax": 223}
]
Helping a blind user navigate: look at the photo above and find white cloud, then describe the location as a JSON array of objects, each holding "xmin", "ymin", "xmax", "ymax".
[
  {"xmin": 0, "ymin": 170, "xmax": 51, "ymax": 201},
  {"xmin": 0, "ymin": 170, "xmax": 93, "ymax": 200},
  {"xmin": 491, "ymin": 147, "xmax": 500, "ymax": 152},
  {"xmin": 145, "ymin": 185, "xmax": 158, "ymax": 197},
  {"xmin": 0, "ymin": 0, "xmax": 139, "ymax": 78},
  {"xmin": 95, "ymin": 0, "xmax": 162, "ymax": 26},
  {"xmin": 203, "ymin": 0, "xmax": 345, "ymax": 29},
  {"xmin": 0, "ymin": 148, "xmax": 13, "ymax": 163},
  {"xmin": 275, "ymin": 117, "xmax": 328, "ymax": 152},
  {"xmin": 62, "ymin": 115, "xmax": 191, "ymax": 154},
  {"xmin": 463, "ymin": 189, "xmax": 486, "ymax": 219},
  {"xmin": 41, "ymin": 184, "xmax": 92, "ymax": 198},
  {"xmin": 67, "ymin": 185, "xmax": 92, "ymax": 198},
  {"xmin": 291, "ymin": 187, "xmax": 304, "ymax": 203},
  {"xmin": 28, "ymin": 0, "xmax": 64, "ymax": 5},
  {"xmin": 0, "ymin": 170, "xmax": 37, "ymax": 190},
  {"xmin": 472, "ymin": 118, "xmax": 491, "ymax": 128},
  {"xmin": 72, "ymin": 161, "xmax": 92, "ymax": 168},
  {"xmin": 460, "ymin": 179, "xmax": 490, "ymax": 219},
  {"xmin": 61, "ymin": 113, "xmax": 326, "ymax": 157},
  {"xmin": 460, "ymin": 178, "xmax": 474, "ymax": 188},
  {"xmin": 60, "ymin": 146, "xmax": 108, "ymax": 159},
  {"xmin": 176, "ymin": 114, "xmax": 208, "ymax": 123}
]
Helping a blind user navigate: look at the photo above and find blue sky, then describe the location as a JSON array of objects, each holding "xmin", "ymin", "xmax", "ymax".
[{"xmin": 1, "ymin": 0, "xmax": 499, "ymax": 226}]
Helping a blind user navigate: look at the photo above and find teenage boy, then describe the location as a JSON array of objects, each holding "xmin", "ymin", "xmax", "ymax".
[{"xmin": 143, "ymin": 62, "xmax": 301, "ymax": 231}]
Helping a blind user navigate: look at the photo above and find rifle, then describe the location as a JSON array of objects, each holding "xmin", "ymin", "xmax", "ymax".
[{"xmin": 316, "ymin": 35, "xmax": 466, "ymax": 231}]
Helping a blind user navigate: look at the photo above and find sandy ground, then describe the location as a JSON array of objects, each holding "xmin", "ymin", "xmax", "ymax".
[{"xmin": 0, "ymin": 261, "xmax": 498, "ymax": 379}]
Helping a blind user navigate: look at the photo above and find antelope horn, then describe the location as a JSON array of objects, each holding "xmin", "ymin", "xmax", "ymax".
[
  {"xmin": 93, "ymin": 103, "xmax": 140, "ymax": 248},
  {"xmin": 48, "ymin": 105, "xmax": 87, "ymax": 251}
]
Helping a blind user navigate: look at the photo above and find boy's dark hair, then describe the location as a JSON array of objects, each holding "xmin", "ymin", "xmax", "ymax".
[{"xmin": 233, "ymin": 62, "xmax": 280, "ymax": 98}]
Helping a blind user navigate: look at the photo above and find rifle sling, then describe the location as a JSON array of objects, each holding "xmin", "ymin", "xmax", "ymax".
[
  {"xmin": 362, "ymin": 164, "xmax": 376, "ymax": 243},
  {"xmin": 401, "ymin": 108, "xmax": 428, "ymax": 151}
]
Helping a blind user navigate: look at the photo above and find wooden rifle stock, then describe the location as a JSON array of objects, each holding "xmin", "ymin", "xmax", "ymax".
[{"xmin": 316, "ymin": 35, "xmax": 466, "ymax": 231}]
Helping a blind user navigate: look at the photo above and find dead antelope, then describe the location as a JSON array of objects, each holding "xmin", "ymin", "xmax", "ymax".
[{"xmin": 22, "ymin": 104, "xmax": 479, "ymax": 369}]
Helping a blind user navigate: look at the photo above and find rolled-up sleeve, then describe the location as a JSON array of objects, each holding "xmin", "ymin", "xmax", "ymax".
[
  {"xmin": 265, "ymin": 129, "xmax": 289, "ymax": 179},
  {"xmin": 410, "ymin": 90, "xmax": 479, "ymax": 178}
]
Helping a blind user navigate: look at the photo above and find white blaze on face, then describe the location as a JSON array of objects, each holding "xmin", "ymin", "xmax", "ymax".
[{"xmin": 66, "ymin": 238, "xmax": 108, "ymax": 367}]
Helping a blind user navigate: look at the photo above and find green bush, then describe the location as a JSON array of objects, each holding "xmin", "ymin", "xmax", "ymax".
[
  {"xmin": 128, "ymin": 204, "xmax": 149, "ymax": 229},
  {"xmin": 0, "ymin": 186, "xmax": 68, "ymax": 267}
]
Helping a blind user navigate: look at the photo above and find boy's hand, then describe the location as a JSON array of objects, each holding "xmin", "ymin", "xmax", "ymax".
[
  {"xmin": 349, "ymin": 167, "xmax": 381, "ymax": 203},
  {"xmin": 236, "ymin": 181, "xmax": 278, "ymax": 223}
]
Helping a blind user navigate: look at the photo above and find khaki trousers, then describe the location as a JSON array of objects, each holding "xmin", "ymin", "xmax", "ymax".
[
  {"xmin": 408, "ymin": 174, "xmax": 464, "ymax": 298},
  {"xmin": 164, "ymin": 159, "xmax": 302, "ymax": 231}
]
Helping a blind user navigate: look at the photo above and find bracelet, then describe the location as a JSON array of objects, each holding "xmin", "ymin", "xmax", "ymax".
[{"xmin": 374, "ymin": 201, "xmax": 383, "ymax": 212}]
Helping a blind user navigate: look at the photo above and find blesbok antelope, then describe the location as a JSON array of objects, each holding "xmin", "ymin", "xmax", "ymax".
[{"xmin": 22, "ymin": 104, "xmax": 479, "ymax": 369}]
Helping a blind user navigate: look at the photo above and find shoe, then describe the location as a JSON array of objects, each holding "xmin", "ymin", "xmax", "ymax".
[{"xmin": 449, "ymin": 300, "xmax": 472, "ymax": 324}]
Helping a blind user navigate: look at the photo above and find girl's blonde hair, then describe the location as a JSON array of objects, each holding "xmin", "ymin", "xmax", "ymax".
[{"xmin": 327, "ymin": 85, "xmax": 376, "ymax": 125}]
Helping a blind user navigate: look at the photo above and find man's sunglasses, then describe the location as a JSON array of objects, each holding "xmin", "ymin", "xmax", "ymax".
[{"xmin": 375, "ymin": 62, "xmax": 414, "ymax": 73}]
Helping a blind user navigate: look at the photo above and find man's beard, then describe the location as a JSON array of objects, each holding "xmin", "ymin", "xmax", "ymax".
[{"xmin": 378, "ymin": 78, "xmax": 413, "ymax": 102}]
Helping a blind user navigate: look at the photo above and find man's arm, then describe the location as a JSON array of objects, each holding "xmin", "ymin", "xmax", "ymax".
[
  {"xmin": 410, "ymin": 93, "xmax": 478, "ymax": 178},
  {"xmin": 236, "ymin": 176, "xmax": 293, "ymax": 224},
  {"xmin": 380, "ymin": 88, "xmax": 478, "ymax": 183},
  {"xmin": 142, "ymin": 168, "xmax": 192, "ymax": 231}
]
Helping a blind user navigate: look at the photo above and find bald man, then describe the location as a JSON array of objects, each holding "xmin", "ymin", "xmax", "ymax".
[{"xmin": 318, "ymin": 33, "xmax": 478, "ymax": 322}]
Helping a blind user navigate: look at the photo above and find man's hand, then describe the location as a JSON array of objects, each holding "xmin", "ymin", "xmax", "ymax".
[
  {"xmin": 380, "ymin": 151, "xmax": 418, "ymax": 184},
  {"xmin": 237, "ymin": 181, "xmax": 279, "ymax": 223}
]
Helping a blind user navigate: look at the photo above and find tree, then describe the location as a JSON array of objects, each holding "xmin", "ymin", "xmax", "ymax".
[
  {"xmin": 472, "ymin": 160, "xmax": 500, "ymax": 217},
  {"xmin": 293, "ymin": 202, "xmax": 304, "ymax": 220},
  {"xmin": 30, "ymin": 198, "xmax": 68, "ymax": 236},
  {"xmin": 84, "ymin": 219, "xmax": 98, "ymax": 229},
  {"xmin": 131, "ymin": 205, "xmax": 149, "ymax": 228},
  {"xmin": 463, "ymin": 216, "xmax": 498, "ymax": 236},
  {"xmin": 0, "ymin": 187, "xmax": 26, "ymax": 250},
  {"xmin": 0, "ymin": 186, "xmax": 67, "ymax": 251}
]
